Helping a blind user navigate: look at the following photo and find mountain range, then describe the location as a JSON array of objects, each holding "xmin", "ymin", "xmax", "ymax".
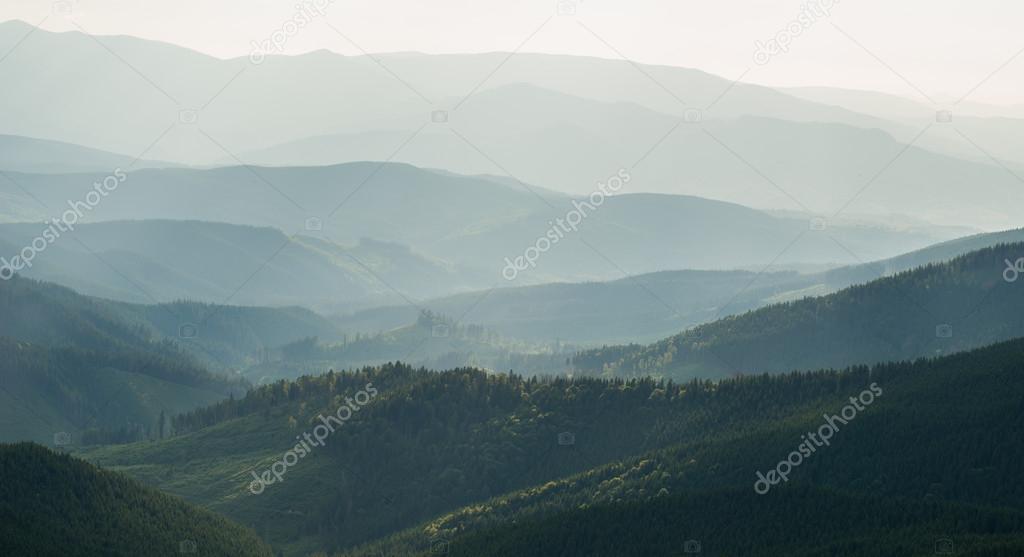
[
  {"xmin": 83, "ymin": 333, "xmax": 1024, "ymax": 556},
  {"xmin": 333, "ymin": 227, "xmax": 1024, "ymax": 346},
  {"xmin": 0, "ymin": 219, "xmax": 484, "ymax": 311},
  {"xmin": 3, "ymin": 14, "xmax": 1024, "ymax": 557},
  {"xmin": 1, "ymin": 20, "xmax": 1021, "ymax": 229},
  {"xmin": 0, "ymin": 164, "xmax": 964, "ymax": 293},
  {"xmin": 0, "ymin": 273, "xmax": 343, "ymax": 444},
  {"xmin": 572, "ymin": 241, "xmax": 1024, "ymax": 380}
]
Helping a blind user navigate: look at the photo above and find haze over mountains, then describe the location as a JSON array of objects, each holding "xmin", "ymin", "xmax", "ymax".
[
  {"xmin": 1, "ymin": 19, "xmax": 1021, "ymax": 230},
  {"xmin": 572, "ymin": 241, "xmax": 1024, "ymax": 380},
  {"xmin": 5, "ymin": 227, "xmax": 1021, "ymax": 447},
  {"xmin": 0, "ymin": 219, "xmax": 480, "ymax": 310},
  {"xmin": 0, "ymin": 134, "xmax": 176, "ymax": 174},
  {"xmin": 241, "ymin": 87, "xmax": 1023, "ymax": 229},
  {"xmin": 6, "ymin": 231, "xmax": 1024, "ymax": 554},
  {"xmin": 332, "ymin": 227, "xmax": 1024, "ymax": 345},
  {"xmin": 0, "ymin": 164, "xmax": 962, "ymax": 296},
  {"xmin": 2, "ymin": 8, "xmax": 1024, "ymax": 557}
]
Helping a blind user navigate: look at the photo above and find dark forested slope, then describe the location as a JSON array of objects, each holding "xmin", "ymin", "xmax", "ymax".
[
  {"xmin": 573, "ymin": 242, "xmax": 1024, "ymax": 379},
  {"xmin": 0, "ymin": 443, "xmax": 271, "ymax": 557}
]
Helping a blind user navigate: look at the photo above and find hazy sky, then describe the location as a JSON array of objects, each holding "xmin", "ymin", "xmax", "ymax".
[{"xmin": 2, "ymin": 0, "xmax": 1022, "ymax": 105}]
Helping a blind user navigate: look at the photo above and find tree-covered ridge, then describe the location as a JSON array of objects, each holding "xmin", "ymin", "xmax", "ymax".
[
  {"xmin": 438, "ymin": 487, "xmax": 1024, "ymax": 557},
  {"xmin": 0, "ymin": 275, "xmax": 234, "ymax": 389},
  {"xmin": 331, "ymin": 269, "xmax": 822, "ymax": 346},
  {"xmin": 113, "ymin": 298, "xmax": 343, "ymax": 371},
  {"xmin": 88, "ymin": 352, "xmax": 905, "ymax": 554},
  {"xmin": 0, "ymin": 337, "xmax": 228, "ymax": 444},
  {"xmin": 259, "ymin": 309, "xmax": 572, "ymax": 382},
  {"xmin": 0, "ymin": 275, "xmax": 257, "ymax": 444},
  {"xmin": 331, "ymin": 228, "xmax": 1024, "ymax": 347},
  {"xmin": 0, "ymin": 442, "xmax": 271, "ymax": 557},
  {"xmin": 51, "ymin": 241, "xmax": 1024, "ymax": 555},
  {"xmin": 0, "ymin": 271, "xmax": 351, "ymax": 374},
  {"xmin": 346, "ymin": 336, "xmax": 1024, "ymax": 556},
  {"xmin": 821, "ymin": 227, "xmax": 1024, "ymax": 289},
  {"xmin": 572, "ymin": 242, "xmax": 1024, "ymax": 380}
]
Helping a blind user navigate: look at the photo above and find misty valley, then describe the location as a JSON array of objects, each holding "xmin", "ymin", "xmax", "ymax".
[{"xmin": 1, "ymin": 5, "xmax": 1024, "ymax": 557}]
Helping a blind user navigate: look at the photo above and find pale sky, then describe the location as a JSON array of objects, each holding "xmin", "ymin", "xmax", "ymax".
[{"xmin": 2, "ymin": 0, "xmax": 1022, "ymax": 105}]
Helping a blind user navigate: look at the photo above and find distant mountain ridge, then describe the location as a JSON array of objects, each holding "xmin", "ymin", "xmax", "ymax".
[
  {"xmin": 239, "ymin": 84, "xmax": 1024, "ymax": 229},
  {"xmin": 0, "ymin": 164, "xmax": 958, "ymax": 291},
  {"xmin": 1, "ymin": 20, "xmax": 1021, "ymax": 229},
  {"xmin": 0, "ymin": 20, "xmax": 906, "ymax": 162},
  {"xmin": 0, "ymin": 133, "xmax": 176, "ymax": 173},
  {"xmin": 333, "ymin": 228, "xmax": 1024, "ymax": 347},
  {"xmin": 0, "ymin": 218, "xmax": 483, "ymax": 311},
  {"xmin": 571, "ymin": 241, "xmax": 1024, "ymax": 379}
]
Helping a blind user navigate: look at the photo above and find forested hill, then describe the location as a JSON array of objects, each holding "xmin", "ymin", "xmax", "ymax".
[
  {"xmin": 0, "ymin": 274, "xmax": 224, "ymax": 387},
  {"xmin": 86, "ymin": 360, "xmax": 851, "ymax": 554},
  {"xmin": 436, "ymin": 487, "xmax": 1024, "ymax": 557},
  {"xmin": 822, "ymin": 226, "xmax": 1024, "ymax": 289},
  {"xmin": 353, "ymin": 336, "xmax": 1024, "ymax": 557},
  {"xmin": 0, "ymin": 275, "xmax": 247, "ymax": 444},
  {"xmin": 0, "ymin": 443, "xmax": 271, "ymax": 557},
  {"xmin": 87, "ymin": 334, "xmax": 1024, "ymax": 555},
  {"xmin": 110, "ymin": 298, "xmax": 342, "ymax": 371},
  {"xmin": 328, "ymin": 227, "xmax": 1024, "ymax": 349},
  {"xmin": 572, "ymin": 242, "xmax": 1024, "ymax": 380}
]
